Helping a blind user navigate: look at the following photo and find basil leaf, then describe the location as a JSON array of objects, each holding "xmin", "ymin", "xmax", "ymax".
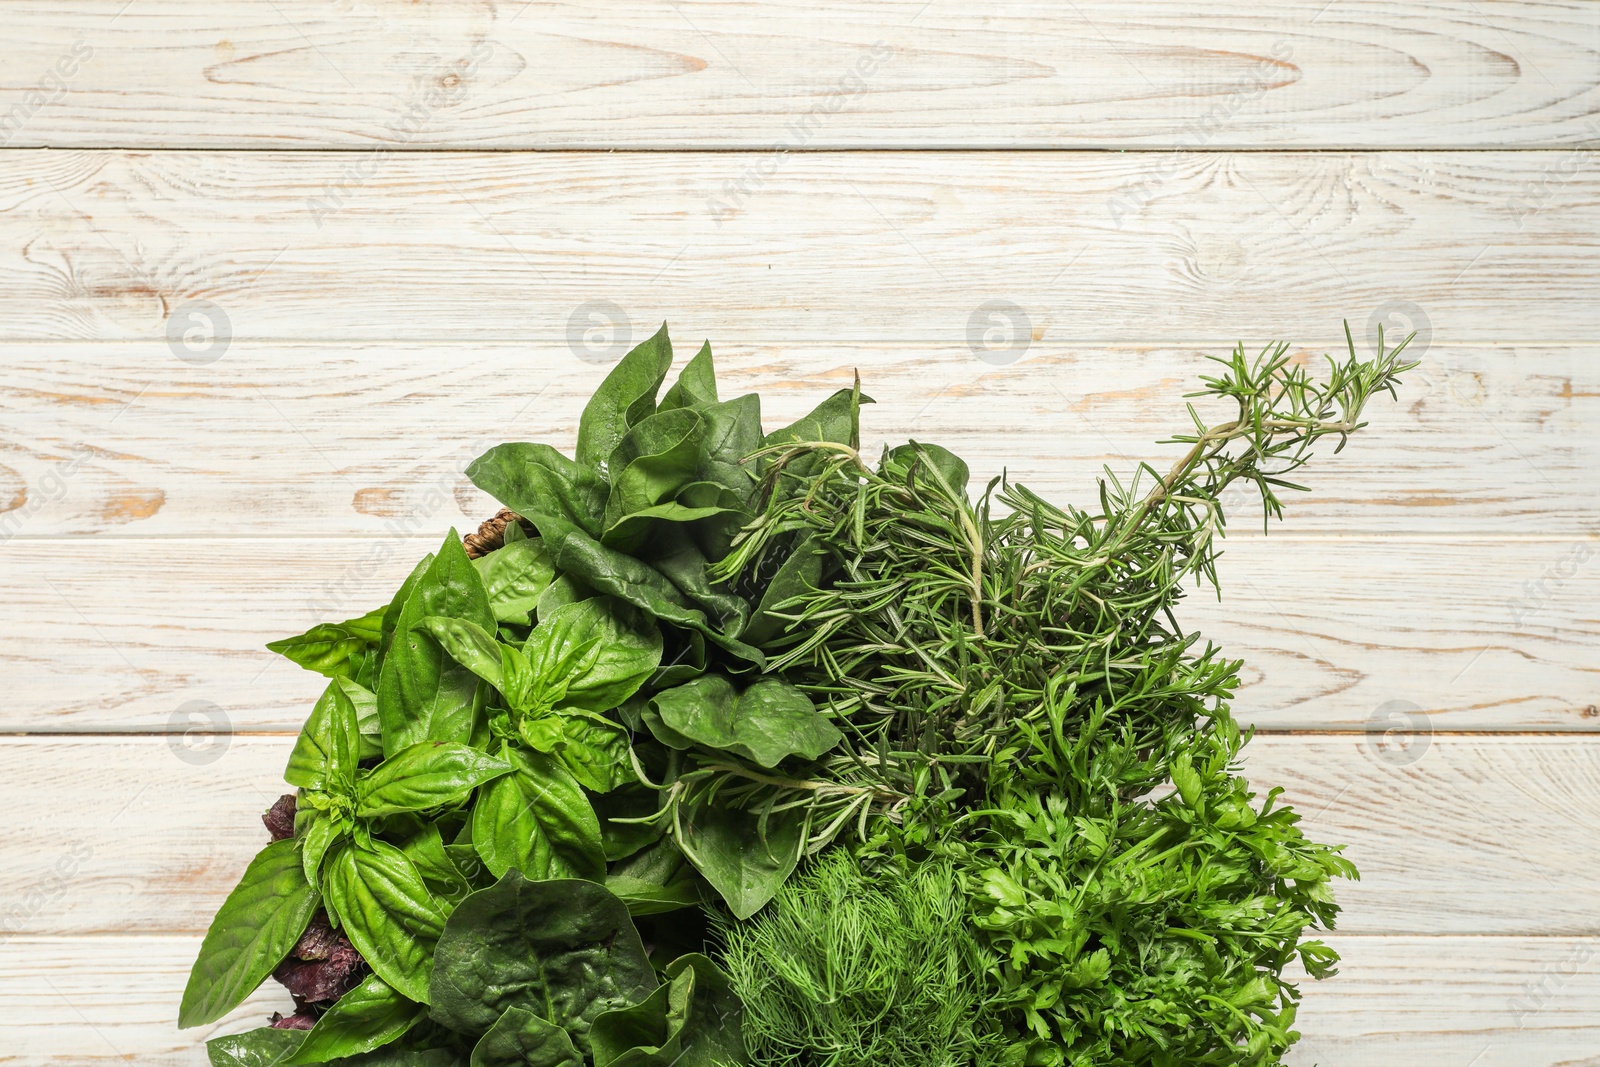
[
  {"xmin": 378, "ymin": 532, "xmax": 496, "ymax": 755},
  {"xmin": 429, "ymin": 872, "xmax": 657, "ymax": 1050},
  {"xmin": 266, "ymin": 607, "xmax": 383, "ymax": 681},
  {"xmin": 472, "ymin": 538, "xmax": 556, "ymax": 624},
  {"xmin": 676, "ymin": 803, "xmax": 803, "ymax": 920},
  {"xmin": 300, "ymin": 811, "xmax": 342, "ymax": 887},
  {"xmin": 648, "ymin": 675, "xmax": 841, "ymax": 768},
  {"xmin": 470, "ymin": 747, "xmax": 605, "ymax": 883},
  {"xmin": 466, "ymin": 443, "xmax": 608, "ymax": 539},
  {"xmin": 326, "ymin": 841, "xmax": 448, "ymax": 1004},
  {"xmin": 206, "ymin": 1027, "xmax": 306, "ymax": 1066},
  {"xmin": 540, "ymin": 713, "xmax": 632, "ymax": 795},
  {"xmin": 469, "ymin": 1007, "xmax": 584, "ymax": 1067},
  {"xmin": 413, "ymin": 617, "xmax": 505, "ymax": 694},
  {"xmin": 525, "ymin": 598, "xmax": 662, "ymax": 715},
  {"xmin": 575, "ymin": 323, "xmax": 673, "ymax": 474},
  {"xmin": 180, "ymin": 839, "xmax": 319, "ymax": 1027},
  {"xmin": 402, "ymin": 823, "xmax": 476, "ymax": 906},
  {"xmin": 381, "ymin": 555, "xmax": 434, "ymax": 654},
  {"xmin": 657, "ymin": 340, "xmax": 718, "ymax": 413},
  {"xmin": 357, "ymin": 742, "xmax": 513, "ymax": 818},
  {"xmin": 286, "ymin": 677, "xmax": 376, "ymax": 790},
  {"xmin": 284, "ymin": 973, "xmax": 425, "ymax": 1065}
]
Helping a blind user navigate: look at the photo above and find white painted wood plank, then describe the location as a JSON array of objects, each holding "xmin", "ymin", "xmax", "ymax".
[
  {"xmin": 4, "ymin": 1, "xmax": 1599, "ymax": 149},
  {"xmin": 3, "ymin": 150, "xmax": 1597, "ymax": 344},
  {"xmin": 4, "ymin": 735, "xmax": 1598, "ymax": 937},
  {"xmin": 3, "ymin": 535, "xmax": 1592, "ymax": 732},
  {"xmin": 1, "ymin": 342, "xmax": 1594, "ymax": 539},
  {"xmin": 3, "ymin": 933, "xmax": 1598, "ymax": 1066}
]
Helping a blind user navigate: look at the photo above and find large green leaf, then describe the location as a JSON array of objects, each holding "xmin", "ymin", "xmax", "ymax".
[
  {"xmin": 357, "ymin": 742, "xmax": 512, "ymax": 818},
  {"xmin": 415, "ymin": 617, "xmax": 505, "ymax": 693},
  {"xmin": 205, "ymin": 1027, "xmax": 305, "ymax": 1066},
  {"xmin": 761, "ymin": 385, "xmax": 870, "ymax": 453},
  {"xmin": 605, "ymin": 836, "xmax": 704, "ymax": 917},
  {"xmin": 645, "ymin": 527, "xmax": 749, "ymax": 637},
  {"xmin": 378, "ymin": 532, "xmax": 496, "ymax": 755},
  {"xmin": 180, "ymin": 839, "xmax": 319, "ymax": 1027},
  {"xmin": 575, "ymin": 323, "xmax": 674, "ymax": 474},
  {"xmin": 470, "ymin": 747, "xmax": 605, "ymax": 883},
  {"xmin": 647, "ymin": 674, "xmax": 841, "ymax": 768},
  {"xmin": 525, "ymin": 598, "xmax": 662, "ymax": 715},
  {"xmin": 326, "ymin": 841, "xmax": 449, "ymax": 1004},
  {"xmin": 657, "ymin": 341, "xmax": 718, "ymax": 413},
  {"xmin": 472, "ymin": 538, "xmax": 556, "ymax": 625},
  {"xmin": 286, "ymin": 677, "xmax": 373, "ymax": 790},
  {"xmin": 590, "ymin": 955, "xmax": 746, "ymax": 1067},
  {"xmin": 676, "ymin": 803, "xmax": 803, "ymax": 921},
  {"xmin": 601, "ymin": 408, "xmax": 705, "ymax": 549},
  {"xmin": 741, "ymin": 534, "xmax": 825, "ymax": 647},
  {"xmin": 466, "ymin": 444, "xmax": 608, "ymax": 539},
  {"xmin": 470, "ymin": 1008, "xmax": 585, "ymax": 1067},
  {"xmin": 429, "ymin": 873, "xmax": 657, "ymax": 1050},
  {"xmin": 284, "ymin": 974, "xmax": 426, "ymax": 1065},
  {"xmin": 266, "ymin": 605, "xmax": 384, "ymax": 680},
  {"xmin": 537, "ymin": 523, "xmax": 763, "ymax": 668}
]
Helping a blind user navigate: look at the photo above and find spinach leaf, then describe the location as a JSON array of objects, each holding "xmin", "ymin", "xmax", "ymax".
[
  {"xmin": 429, "ymin": 872, "xmax": 656, "ymax": 1050},
  {"xmin": 357, "ymin": 743, "xmax": 513, "ymax": 818},
  {"xmin": 741, "ymin": 534, "xmax": 825, "ymax": 648},
  {"xmin": 267, "ymin": 605, "xmax": 385, "ymax": 680},
  {"xmin": 326, "ymin": 841, "xmax": 449, "ymax": 1005},
  {"xmin": 605, "ymin": 835, "xmax": 705, "ymax": 917},
  {"xmin": 600, "ymin": 408, "xmax": 705, "ymax": 550},
  {"xmin": 466, "ymin": 444, "xmax": 607, "ymax": 539},
  {"xmin": 538, "ymin": 523, "xmax": 763, "ymax": 667},
  {"xmin": 761, "ymin": 385, "xmax": 870, "ymax": 453},
  {"xmin": 575, "ymin": 323, "xmax": 673, "ymax": 474},
  {"xmin": 644, "ymin": 528, "xmax": 749, "ymax": 637},
  {"xmin": 180, "ymin": 839, "xmax": 319, "ymax": 1027},
  {"xmin": 469, "ymin": 1008, "xmax": 584, "ymax": 1067},
  {"xmin": 884, "ymin": 440, "xmax": 970, "ymax": 501},
  {"xmin": 647, "ymin": 675, "xmax": 841, "ymax": 768},
  {"xmin": 472, "ymin": 538, "xmax": 556, "ymax": 625},
  {"xmin": 470, "ymin": 747, "xmax": 605, "ymax": 883},
  {"xmin": 284, "ymin": 973, "xmax": 425, "ymax": 1065},
  {"xmin": 656, "ymin": 341, "xmax": 717, "ymax": 413},
  {"xmin": 590, "ymin": 954, "xmax": 745, "ymax": 1067},
  {"xmin": 206, "ymin": 1027, "xmax": 306, "ymax": 1066},
  {"xmin": 676, "ymin": 803, "xmax": 803, "ymax": 921},
  {"xmin": 378, "ymin": 532, "xmax": 496, "ymax": 755}
]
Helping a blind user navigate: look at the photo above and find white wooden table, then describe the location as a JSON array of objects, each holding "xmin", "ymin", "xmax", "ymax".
[{"xmin": 2, "ymin": 3, "xmax": 1597, "ymax": 1063}]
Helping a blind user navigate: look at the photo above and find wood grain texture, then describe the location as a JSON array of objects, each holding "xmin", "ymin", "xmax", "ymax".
[
  {"xmin": 3, "ymin": 1, "xmax": 1600, "ymax": 150},
  {"xmin": 1, "ymin": 341, "xmax": 1595, "ymax": 539},
  {"xmin": 4, "ymin": 734, "xmax": 1598, "ymax": 939},
  {"xmin": 3, "ymin": 533, "xmax": 1596, "ymax": 732},
  {"xmin": 3, "ymin": 934, "xmax": 1598, "ymax": 1065},
  {"xmin": 3, "ymin": 150, "xmax": 1599, "ymax": 344}
]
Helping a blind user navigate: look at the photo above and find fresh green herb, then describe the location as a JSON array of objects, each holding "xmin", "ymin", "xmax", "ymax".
[{"xmin": 188, "ymin": 324, "xmax": 1411, "ymax": 1067}]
